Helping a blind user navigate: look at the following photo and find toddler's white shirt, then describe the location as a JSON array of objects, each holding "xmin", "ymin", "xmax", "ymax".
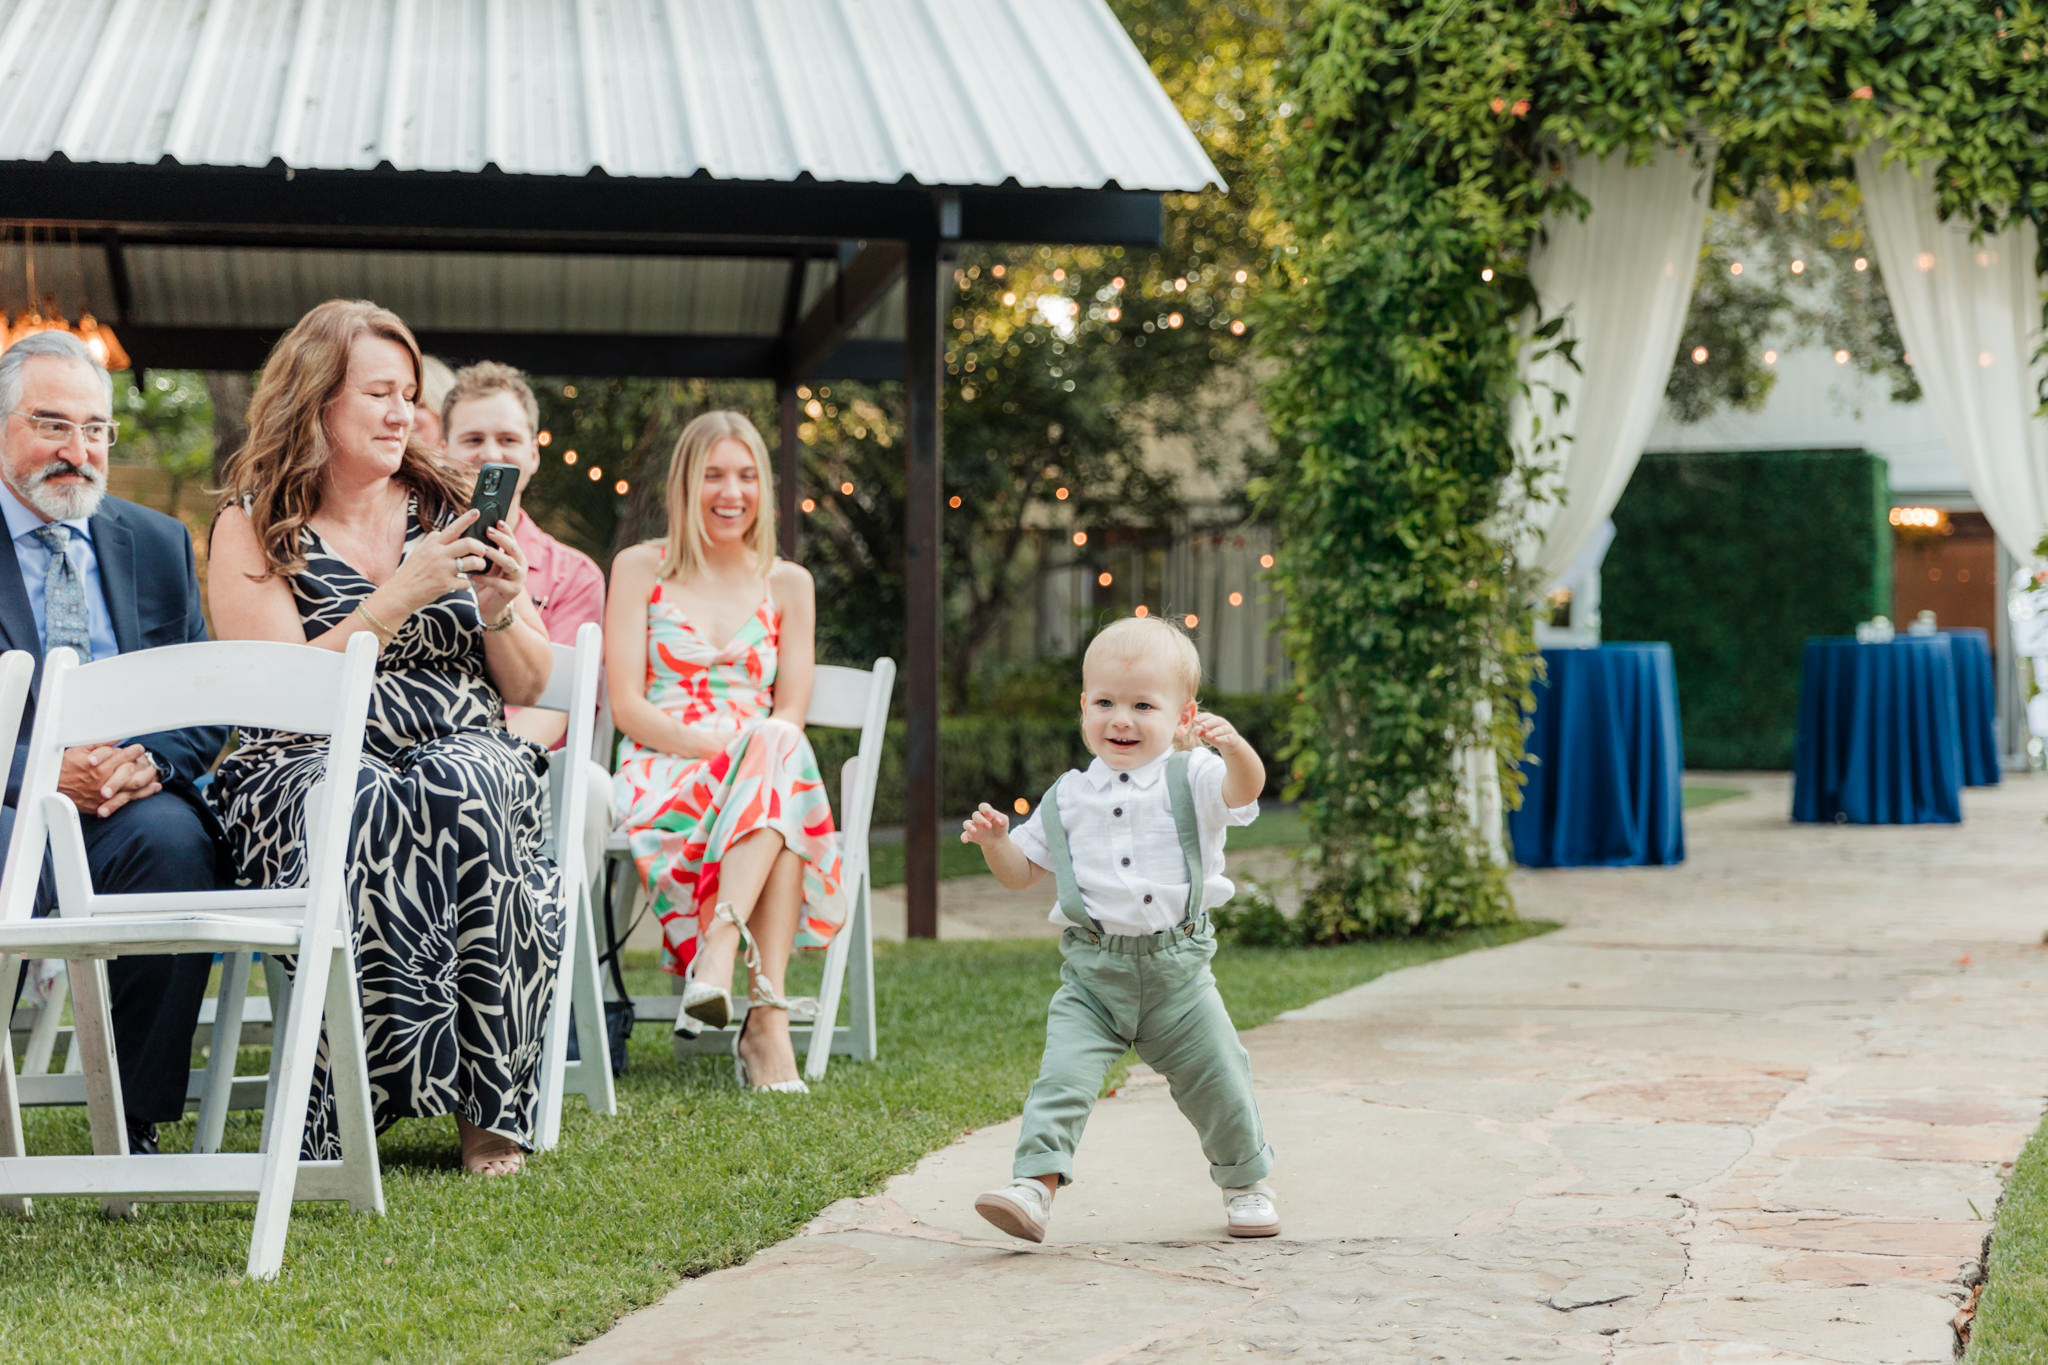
[{"xmin": 1008, "ymin": 747, "xmax": 1259, "ymax": 936}]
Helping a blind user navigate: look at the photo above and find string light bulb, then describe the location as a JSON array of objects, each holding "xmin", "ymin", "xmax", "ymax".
[
  {"xmin": 1234, "ymin": 269, "xmax": 1248, "ymax": 283},
  {"xmin": 1055, "ymin": 486, "xmax": 1069, "ymax": 500},
  {"xmin": 1184, "ymin": 614, "xmax": 1198, "ymax": 628},
  {"xmin": 1691, "ymin": 346, "xmax": 1708, "ymax": 364},
  {"xmin": 1072, "ymin": 531, "xmax": 1088, "ymax": 546},
  {"xmin": 1854, "ymin": 257, "xmax": 1869, "ymax": 272},
  {"xmin": 1134, "ymin": 605, "xmax": 1149, "ymax": 618},
  {"xmin": 614, "ymin": 479, "xmax": 629, "ymax": 495},
  {"xmin": 949, "ymin": 495, "xmax": 962, "ymax": 508},
  {"xmin": 1790, "ymin": 259, "xmax": 1806, "ymax": 275},
  {"xmin": 1259, "ymin": 553, "xmax": 1275, "ymax": 569},
  {"xmin": 801, "ymin": 497, "xmax": 816, "ymax": 514},
  {"xmin": 537, "ymin": 431, "xmax": 552, "ymax": 447},
  {"xmin": 1230, "ymin": 320, "xmax": 1246, "ymax": 335},
  {"xmin": 1834, "ymin": 349, "xmax": 1850, "ymax": 365},
  {"xmin": 1480, "ymin": 267, "xmax": 1494, "ymax": 282},
  {"xmin": 563, "ymin": 450, "xmax": 578, "ymax": 465},
  {"xmin": 1097, "ymin": 571, "xmax": 1113, "ymax": 587},
  {"xmin": 1229, "ymin": 592, "xmax": 1244, "ymax": 606},
  {"xmin": 1764, "ymin": 349, "xmax": 1778, "ymax": 365},
  {"xmin": 1168, "ymin": 313, "xmax": 1183, "ymax": 328},
  {"xmin": 840, "ymin": 480, "xmax": 854, "ymax": 495},
  {"xmin": 588, "ymin": 465, "xmax": 603, "ymax": 481},
  {"xmin": 1013, "ymin": 797, "xmax": 1030, "ymax": 815},
  {"xmin": 1106, "ymin": 307, "xmax": 1122, "ymax": 321},
  {"xmin": 1729, "ymin": 262, "xmax": 1743, "ymax": 276}
]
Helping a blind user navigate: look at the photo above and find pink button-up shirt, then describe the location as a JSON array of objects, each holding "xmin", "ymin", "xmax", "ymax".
[{"xmin": 506, "ymin": 508, "xmax": 605, "ymax": 747}]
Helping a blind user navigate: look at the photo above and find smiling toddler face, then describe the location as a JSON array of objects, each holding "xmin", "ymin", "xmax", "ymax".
[{"xmin": 1080, "ymin": 652, "xmax": 1194, "ymax": 770}]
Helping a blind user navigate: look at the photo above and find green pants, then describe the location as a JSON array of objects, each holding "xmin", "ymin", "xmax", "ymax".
[{"xmin": 1014, "ymin": 922, "xmax": 1274, "ymax": 1189}]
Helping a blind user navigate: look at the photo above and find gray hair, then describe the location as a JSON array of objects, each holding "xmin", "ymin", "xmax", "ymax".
[{"xmin": 0, "ymin": 330, "xmax": 115, "ymax": 423}]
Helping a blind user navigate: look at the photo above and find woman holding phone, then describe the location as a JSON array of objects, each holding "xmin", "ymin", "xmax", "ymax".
[
  {"xmin": 208, "ymin": 298, "xmax": 559, "ymax": 1177},
  {"xmin": 608, "ymin": 410, "xmax": 842, "ymax": 1093}
]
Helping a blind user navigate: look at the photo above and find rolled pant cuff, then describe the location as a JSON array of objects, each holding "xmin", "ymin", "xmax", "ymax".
[
  {"xmin": 1013, "ymin": 1156, "xmax": 1074, "ymax": 1187},
  {"xmin": 1210, "ymin": 1144, "xmax": 1274, "ymax": 1189}
]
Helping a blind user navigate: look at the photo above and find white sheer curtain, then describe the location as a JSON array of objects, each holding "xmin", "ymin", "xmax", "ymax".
[
  {"xmin": 1855, "ymin": 148, "xmax": 2048, "ymax": 561},
  {"xmin": 1510, "ymin": 144, "xmax": 1717, "ymax": 586}
]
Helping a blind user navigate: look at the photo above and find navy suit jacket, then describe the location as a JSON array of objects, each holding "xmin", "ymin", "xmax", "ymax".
[{"xmin": 0, "ymin": 495, "xmax": 229, "ymax": 805}]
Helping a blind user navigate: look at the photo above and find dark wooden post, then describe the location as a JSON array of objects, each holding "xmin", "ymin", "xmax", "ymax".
[
  {"xmin": 776, "ymin": 379, "xmax": 801, "ymax": 562},
  {"xmin": 903, "ymin": 234, "xmax": 944, "ymax": 939}
]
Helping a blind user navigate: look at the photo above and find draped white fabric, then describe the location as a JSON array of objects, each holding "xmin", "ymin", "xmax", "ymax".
[
  {"xmin": 1510, "ymin": 145, "xmax": 1716, "ymax": 585},
  {"xmin": 1855, "ymin": 148, "xmax": 2048, "ymax": 562}
]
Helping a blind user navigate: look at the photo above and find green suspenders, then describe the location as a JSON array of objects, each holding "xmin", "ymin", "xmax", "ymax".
[{"xmin": 1038, "ymin": 750, "xmax": 1209, "ymax": 936}]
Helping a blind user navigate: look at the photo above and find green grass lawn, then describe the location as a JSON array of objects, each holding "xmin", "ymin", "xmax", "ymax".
[
  {"xmin": 1965, "ymin": 1112, "xmax": 2048, "ymax": 1360},
  {"xmin": 1683, "ymin": 784, "xmax": 1749, "ymax": 811},
  {"xmin": 0, "ymin": 921, "xmax": 1552, "ymax": 1363}
]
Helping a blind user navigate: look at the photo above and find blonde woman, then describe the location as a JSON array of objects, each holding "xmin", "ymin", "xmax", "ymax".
[
  {"xmin": 207, "ymin": 299, "xmax": 559, "ymax": 1177},
  {"xmin": 608, "ymin": 411, "xmax": 842, "ymax": 1093}
]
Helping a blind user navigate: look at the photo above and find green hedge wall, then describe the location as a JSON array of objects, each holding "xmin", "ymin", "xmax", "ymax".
[
  {"xmin": 1601, "ymin": 449, "xmax": 1890, "ymax": 771},
  {"xmin": 809, "ymin": 691, "xmax": 1291, "ymax": 830}
]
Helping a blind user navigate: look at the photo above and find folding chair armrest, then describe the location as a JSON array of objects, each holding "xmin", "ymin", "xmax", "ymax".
[{"xmin": 38, "ymin": 793, "xmax": 93, "ymax": 913}]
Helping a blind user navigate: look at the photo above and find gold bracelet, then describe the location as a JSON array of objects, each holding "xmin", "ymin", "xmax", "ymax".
[
  {"xmin": 484, "ymin": 604, "xmax": 518, "ymax": 633},
  {"xmin": 355, "ymin": 600, "xmax": 397, "ymax": 639}
]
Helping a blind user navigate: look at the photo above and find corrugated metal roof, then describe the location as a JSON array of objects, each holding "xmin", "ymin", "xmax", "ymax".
[{"xmin": 0, "ymin": 0, "xmax": 1220, "ymax": 192}]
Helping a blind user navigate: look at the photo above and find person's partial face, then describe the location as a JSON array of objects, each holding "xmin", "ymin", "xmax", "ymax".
[
  {"xmin": 1079, "ymin": 653, "xmax": 1196, "ymax": 770},
  {"xmin": 323, "ymin": 334, "xmax": 417, "ymax": 479},
  {"xmin": 2, "ymin": 356, "xmax": 112, "ymax": 522},
  {"xmin": 445, "ymin": 390, "xmax": 539, "ymax": 496},
  {"xmin": 412, "ymin": 404, "xmax": 445, "ymax": 451},
  {"xmin": 696, "ymin": 438, "xmax": 760, "ymax": 548}
]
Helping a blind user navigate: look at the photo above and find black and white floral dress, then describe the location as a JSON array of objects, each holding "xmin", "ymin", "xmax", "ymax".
[{"xmin": 209, "ymin": 503, "xmax": 563, "ymax": 1160}]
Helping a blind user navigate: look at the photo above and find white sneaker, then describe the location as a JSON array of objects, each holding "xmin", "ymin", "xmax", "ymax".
[
  {"xmin": 974, "ymin": 1178, "xmax": 1053, "ymax": 1243},
  {"xmin": 1224, "ymin": 1182, "xmax": 1280, "ymax": 1238}
]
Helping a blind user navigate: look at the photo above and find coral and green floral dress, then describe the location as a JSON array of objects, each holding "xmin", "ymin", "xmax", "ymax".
[{"xmin": 612, "ymin": 579, "xmax": 844, "ymax": 976}]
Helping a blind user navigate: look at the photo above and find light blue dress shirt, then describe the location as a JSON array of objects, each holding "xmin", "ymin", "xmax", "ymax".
[{"xmin": 1, "ymin": 481, "xmax": 120, "ymax": 662}]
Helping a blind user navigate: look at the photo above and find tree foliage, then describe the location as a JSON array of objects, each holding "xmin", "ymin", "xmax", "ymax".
[{"xmin": 1262, "ymin": 0, "xmax": 2048, "ymax": 938}]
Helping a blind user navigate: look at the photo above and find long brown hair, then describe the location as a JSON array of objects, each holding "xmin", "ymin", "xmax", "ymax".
[
  {"xmin": 217, "ymin": 299, "xmax": 469, "ymax": 577},
  {"xmin": 660, "ymin": 410, "xmax": 777, "ymax": 580}
]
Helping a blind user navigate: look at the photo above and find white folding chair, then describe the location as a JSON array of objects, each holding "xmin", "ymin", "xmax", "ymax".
[
  {"xmin": 529, "ymin": 621, "xmax": 617, "ymax": 1151},
  {"xmin": 0, "ymin": 635, "xmax": 382, "ymax": 1280},
  {"xmin": 602, "ymin": 658, "xmax": 892, "ymax": 1082}
]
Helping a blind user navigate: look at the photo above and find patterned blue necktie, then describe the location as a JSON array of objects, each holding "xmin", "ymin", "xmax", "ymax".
[{"xmin": 31, "ymin": 524, "xmax": 91, "ymax": 662}]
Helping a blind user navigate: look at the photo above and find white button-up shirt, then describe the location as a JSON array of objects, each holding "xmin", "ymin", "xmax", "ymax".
[{"xmin": 1009, "ymin": 747, "xmax": 1259, "ymax": 936}]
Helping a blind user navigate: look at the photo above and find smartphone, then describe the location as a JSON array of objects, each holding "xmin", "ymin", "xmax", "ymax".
[{"xmin": 468, "ymin": 462, "xmax": 519, "ymax": 539}]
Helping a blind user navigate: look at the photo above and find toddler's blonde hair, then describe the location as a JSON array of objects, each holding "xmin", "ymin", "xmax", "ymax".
[{"xmin": 1082, "ymin": 616, "xmax": 1204, "ymax": 751}]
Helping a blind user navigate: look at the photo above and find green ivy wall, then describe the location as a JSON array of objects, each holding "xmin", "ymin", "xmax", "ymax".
[{"xmin": 1601, "ymin": 449, "xmax": 1891, "ymax": 771}]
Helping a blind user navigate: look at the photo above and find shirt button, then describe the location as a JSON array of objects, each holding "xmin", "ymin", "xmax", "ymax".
[
  {"xmin": 1121, "ymin": 857, "xmax": 1131, "ymax": 866},
  {"xmin": 1120, "ymin": 773, "xmax": 1129, "ymax": 783},
  {"xmin": 1143, "ymin": 894, "xmax": 1153, "ymax": 903},
  {"xmin": 1113, "ymin": 807, "xmax": 1122, "ymax": 817}
]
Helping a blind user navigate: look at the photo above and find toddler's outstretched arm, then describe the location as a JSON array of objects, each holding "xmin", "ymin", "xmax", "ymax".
[
  {"xmin": 1193, "ymin": 711, "xmax": 1267, "ymax": 807},
  {"xmin": 961, "ymin": 803, "xmax": 1048, "ymax": 890}
]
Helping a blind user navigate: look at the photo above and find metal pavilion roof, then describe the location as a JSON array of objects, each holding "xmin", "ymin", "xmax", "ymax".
[
  {"xmin": 0, "ymin": 0, "xmax": 1217, "ymax": 375},
  {"xmin": 0, "ymin": 0, "xmax": 1219, "ymax": 191}
]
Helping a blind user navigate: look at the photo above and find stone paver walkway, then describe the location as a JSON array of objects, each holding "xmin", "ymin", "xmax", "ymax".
[{"xmin": 575, "ymin": 773, "xmax": 2048, "ymax": 1363}]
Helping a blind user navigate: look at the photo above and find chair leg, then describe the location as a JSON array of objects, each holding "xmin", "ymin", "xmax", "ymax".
[
  {"xmin": 322, "ymin": 946, "xmax": 383, "ymax": 1216},
  {"xmin": 848, "ymin": 876, "xmax": 877, "ymax": 1062},
  {"xmin": 258, "ymin": 954, "xmax": 294, "ymax": 1155},
  {"xmin": 67, "ymin": 957, "xmax": 136, "ymax": 1219},
  {"xmin": 567, "ymin": 872, "xmax": 616, "ymax": 1116},
  {"xmin": 19, "ymin": 961, "xmax": 65, "ymax": 1074},
  {"xmin": 0, "ymin": 954, "xmax": 29, "ymax": 1217},
  {"xmin": 247, "ymin": 936, "xmax": 335, "ymax": 1280},
  {"xmin": 195, "ymin": 952, "xmax": 253, "ymax": 1155},
  {"xmin": 804, "ymin": 907, "xmax": 854, "ymax": 1084},
  {"xmin": 533, "ymin": 889, "xmax": 577, "ymax": 1153}
]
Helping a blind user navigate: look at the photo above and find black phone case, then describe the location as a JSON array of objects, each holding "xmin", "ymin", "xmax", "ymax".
[{"xmin": 469, "ymin": 462, "xmax": 519, "ymax": 537}]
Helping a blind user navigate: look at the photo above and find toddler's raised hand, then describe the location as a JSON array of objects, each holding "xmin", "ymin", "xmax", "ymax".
[
  {"xmin": 1192, "ymin": 711, "xmax": 1246, "ymax": 754},
  {"xmin": 961, "ymin": 802, "xmax": 1011, "ymax": 846}
]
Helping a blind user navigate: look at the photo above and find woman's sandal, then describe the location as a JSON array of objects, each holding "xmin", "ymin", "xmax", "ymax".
[
  {"xmin": 459, "ymin": 1122, "xmax": 527, "ymax": 1178},
  {"xmin": 676, "ymin": 902, "xmax": 740, "ymax": 1037},
  {"xmin": 728, "ymin": 912, "xmax": 809, "ymax": 1095}
]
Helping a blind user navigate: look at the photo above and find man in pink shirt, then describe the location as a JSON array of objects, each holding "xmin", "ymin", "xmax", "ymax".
[{"xmin": 442, "ymin": 362, "xmax": 612, "ymax": 870}]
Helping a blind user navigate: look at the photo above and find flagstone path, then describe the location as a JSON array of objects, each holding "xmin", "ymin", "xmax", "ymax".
[{"xmin": 575, "ymin": 772, "xmax": 2048, "ymax": 1363}]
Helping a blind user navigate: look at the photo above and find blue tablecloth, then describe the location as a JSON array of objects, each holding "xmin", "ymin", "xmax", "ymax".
[
  {"xmin": 1510, "ymin": 643, "xmax": 1685, "ymax": 868},
  {"xmin": 1792, "ymin": 636, "xmax": 1962, "ymax": 824},
  {"xmin": 1943, "ymin": 627, "xmax": 2001, "ymax": 787}
]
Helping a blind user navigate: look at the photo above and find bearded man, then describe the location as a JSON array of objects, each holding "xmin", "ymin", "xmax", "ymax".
[{"xmin": 0, "ymin": 330, "xmax": 227, "ymax": 1156}]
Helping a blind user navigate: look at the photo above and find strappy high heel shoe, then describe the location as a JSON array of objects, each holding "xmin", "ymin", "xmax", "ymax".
[
  {"xmin": 727, "ymin": 908, "xmax": 809, "ymax": 1095},
  {"xmin": 675, "ymin": 902, "xmax": 740, "ymax": 1037}
]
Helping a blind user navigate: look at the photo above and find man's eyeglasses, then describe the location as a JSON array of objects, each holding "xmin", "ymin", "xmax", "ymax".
[{"xmin": 9, "ymin": 411, "xmax": 119, "ymax": 447}]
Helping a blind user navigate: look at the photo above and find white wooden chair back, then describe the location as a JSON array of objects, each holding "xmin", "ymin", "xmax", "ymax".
[
  {"xmin": 526, "ymin": 622, "xmax": 617, "ymax": 1147},
  {"xmin": 0, "ymin": 634, "xmax": 382, "ymax": 1280},
  {"xmin": 0, "ymin": 650, "xmax": 33, "ymax": 792}
]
